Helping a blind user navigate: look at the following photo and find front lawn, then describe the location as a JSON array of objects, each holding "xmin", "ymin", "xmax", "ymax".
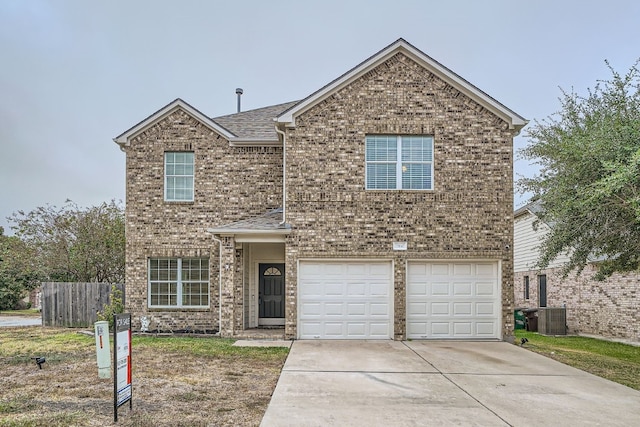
[
  {"xmin": 515, "ymin": 330, "xmax": 640, "ymax": 390},
  {"xmin": 0, "ymin": 327, "xmax": 288, "ymax": 426}
]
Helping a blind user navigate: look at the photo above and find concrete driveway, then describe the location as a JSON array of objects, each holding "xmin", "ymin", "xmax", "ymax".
[{"xmin": 261, "ymin": 340, "xmax": 640, "ymax": 426}]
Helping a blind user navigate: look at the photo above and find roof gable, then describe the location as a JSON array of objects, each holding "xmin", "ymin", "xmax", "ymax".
[
  {"xmin": 113, "ymin": 98, "xmax": 236, "ymax": 148},
  {"xmin": 277, "ymin": 38, "xmax": 527, "ymax": 132}
]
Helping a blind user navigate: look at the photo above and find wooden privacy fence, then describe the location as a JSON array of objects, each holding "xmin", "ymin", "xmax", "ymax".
[{"xmin": 41, "ymin": 282, "xmax": 125, "ymax": 327}]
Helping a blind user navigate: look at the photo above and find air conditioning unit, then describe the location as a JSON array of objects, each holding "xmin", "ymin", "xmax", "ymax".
[{"xmin": 538, "ymin": 307, "xmax": 567, "ymax": 335}]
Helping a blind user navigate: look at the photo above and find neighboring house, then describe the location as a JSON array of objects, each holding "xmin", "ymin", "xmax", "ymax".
[
  {"xmin": 514, "ymin": 202, "xmax": 640, "ymax": 343},
  {"xmin": 114, "ymin": 38, "xmax": 527, "ymax": 341}
]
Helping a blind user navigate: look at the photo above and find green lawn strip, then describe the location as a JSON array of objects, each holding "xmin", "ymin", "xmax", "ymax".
[
  {"xmin": 0, "ymin": 328, "xmax": 93, "ymax": 365},
  {"xmin": 0, "ymin": 310, "xmax": 40, "ymax": 317},
  {"xmin": 515, "ymin": 330, "xmax": 640, "ymax": 390},
  {"xmin": 0, "ymin": 328, "xmax": 288, "ymax": 367},
  {"xmin": 133, "ymin": 335, "xmax": 289, "ymax": 360}
]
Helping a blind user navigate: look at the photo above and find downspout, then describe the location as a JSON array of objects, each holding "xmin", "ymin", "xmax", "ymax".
[
  {"xmin": 275, "ymin": 124, "xmax": 286, "ymax": 225},
  {"xmin": 211, "ymin": 234, "xmax": 223, "ymax": 336}
]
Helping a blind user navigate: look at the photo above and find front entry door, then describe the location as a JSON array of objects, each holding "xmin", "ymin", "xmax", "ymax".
[{"xmin": 259, "ymin": 264, "xmax": 285, "ymax": 326}]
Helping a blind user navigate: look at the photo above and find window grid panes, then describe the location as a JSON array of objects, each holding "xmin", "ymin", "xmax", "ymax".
[
  {"xmin": 149, "ymin": 258, "xmax": 209, "ymax": 308},
  {"xmin": 366, "ymin": 135, "xmax": 433, "ymax": 190},
  {"xmin": 165, "ymin": 152, "xmax": 194, "ymax": 201}
]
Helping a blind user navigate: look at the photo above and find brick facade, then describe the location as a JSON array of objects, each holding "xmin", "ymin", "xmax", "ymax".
[
  {"xmin": 283, "ymin": 53, "xmax": 515, "ymax": 340},
  {"xmin": 117, "ymin": 40, "xmax": 522, "ymax": 340},
  {"xmin": 122, "ymin": 110, "xmax": 282, "ymax": 331},
  {"xmin": 515, "ymin": 266, "xmax": 640, "ymax": 343}
]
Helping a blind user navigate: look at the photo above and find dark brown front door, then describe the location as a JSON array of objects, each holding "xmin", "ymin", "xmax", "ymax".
[{"xmin": 259, "ymin": 264, "xmax": 285, "ymax": 323}]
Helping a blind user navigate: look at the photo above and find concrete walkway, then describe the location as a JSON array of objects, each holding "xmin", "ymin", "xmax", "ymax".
[{"xmin": 261, "ymin": 340, "xmax": 640, "ymax": 427}]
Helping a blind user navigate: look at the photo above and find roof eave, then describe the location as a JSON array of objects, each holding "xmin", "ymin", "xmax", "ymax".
[
  {"xmin": 229, "ymin": 138, "xmax": 281, "ymax": 147},
  {"xmin": 206, "ymin": 227, "xmax": 291, "ymax": 235}
]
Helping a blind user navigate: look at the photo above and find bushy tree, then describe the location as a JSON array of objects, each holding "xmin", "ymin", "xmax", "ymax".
[
  {"xmin": 0, "ymin": 227, "xmax": 41, "ymax": 310},
  {"xmin": 9, "ymin": 200, "xmax": 125, "ymax": 284},
  {"xmin": 518, "ymin": 61, "xmax": 640, "ymax": 278}
]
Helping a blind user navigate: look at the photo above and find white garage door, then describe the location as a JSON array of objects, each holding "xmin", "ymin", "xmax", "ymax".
[
  {"xmin": 407, "ymin": 261, "xmax": 500, "ymax": 339},
  {"xmin": 298, "ymin": 261, "xmax": 393, "ymax": 339}
]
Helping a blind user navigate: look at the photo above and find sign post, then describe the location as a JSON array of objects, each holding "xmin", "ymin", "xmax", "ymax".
[
  {"xmin": 113, "ymin": 313, "xmax": 132, "ymax": 422},
  {"xmin": 94, "ymin": 321, "xmax": 111, "ymax": 379}
]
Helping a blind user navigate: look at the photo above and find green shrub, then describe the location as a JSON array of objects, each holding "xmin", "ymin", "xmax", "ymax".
[{"xmin": 96, "ymin": 285, "xmax": 124, "ymax": 327}]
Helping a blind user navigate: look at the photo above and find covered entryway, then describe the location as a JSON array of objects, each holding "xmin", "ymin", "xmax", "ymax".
[
  {"xmin": 298, "ymin": 260, "xmax": 393, "ymax": 339},
  {"xmin": 406, "ymin": 261, "xmax": 501, "ymax": 339}
]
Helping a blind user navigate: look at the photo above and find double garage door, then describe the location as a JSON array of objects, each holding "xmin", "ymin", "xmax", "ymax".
[{"xmin": 298, "ymin": 260, "xmax": 500, "ymax": 340}]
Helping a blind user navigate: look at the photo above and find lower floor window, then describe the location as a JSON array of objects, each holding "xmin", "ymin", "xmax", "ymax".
[{"xmin": 148, "ymin": 258, "xmax": 209, "ymax": 308}]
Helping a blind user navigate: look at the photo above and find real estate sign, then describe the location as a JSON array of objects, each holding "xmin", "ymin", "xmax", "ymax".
[{"xmin": 113, "ymin": 313, "xmax": 132, "ymax": 422}]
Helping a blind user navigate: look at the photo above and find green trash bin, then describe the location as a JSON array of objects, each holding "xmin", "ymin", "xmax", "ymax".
[{"xmin": 514, "ymin": 308, "xmax": 525, "ymax": 330}]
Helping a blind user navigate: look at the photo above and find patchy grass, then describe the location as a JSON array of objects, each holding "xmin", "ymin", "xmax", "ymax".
[
  {"xmin": 515, "ymin": 330, "xmax": 640, "ymax": 390},
  {"xmin": 0, "ymin": 327, "xmax": 288, "ymax": 427},
  {"xmin": 0, "ymin": 310, "xmax": 40, "ymax": 317}
]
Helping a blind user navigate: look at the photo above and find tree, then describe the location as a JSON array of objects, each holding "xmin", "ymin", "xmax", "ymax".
[
  {"xmin": 0, "ymin": 227, "xmax": 41, "ymax": 310},
  {"xmin": 518, "ymin": 60, "xmax": 640, "ymax": 278},
  {"xmin": 9, "ymin": 200, "xmax": 125, "ymax": 284}
]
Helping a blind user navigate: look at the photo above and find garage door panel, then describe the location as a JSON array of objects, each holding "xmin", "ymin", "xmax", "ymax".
[
  {"xmin": 370, "ymin": 303, "xmax": 389, "ymax": 316},
  {"xmin": 453, "ymin": 263, "xmax": 473, "ymax": 276},
  {"xmin": 408, "ymin": 302, "xmax": 427, "ymax": 316},
  {"xmin": 300, "ymin": 302, "xmax": 323, "ymax": 316},
  {"xmin": 431, "ymin": 302, "xmax": 449, "ymax": 315},
  {"xmin": 453, "ymin": 302, "xmax": 472, "ymax": 315},
  {"xmin": 299, "ymin": 261, "xmax": 393, "ymax": 339},
  {"xmin": 476, "ymin": 263, "xmax": 497, "ymax": 276},
  {"xmin": 476, "ymin": 322, "xmax": 497, "ymax": 336},
  {"xmin": 432, "ymin": 283, "xmax": 450, "ymax": 296},
  {"xmin": 431, "ymin": 322, "xmax": 451, "ymax": 336},
  {"xmin": 431, "ymin": 263, "xmax": 450, "ymax": 275},
  {"xmin": 476, "ymin": 302, "xmax": 496, "ymax": 315},
  {"xmin": 407, "ymin": 261, "xmax": 500, "ymax": 340},
  {"xmin": 453, "ymin": 322, "xmax": 473, "ymax": 336},
  {"xmin": 453, "ymin": 283, "xmax": 472, "ymax": 296},
  {"xmin": 325, "ymin": 283, "xmax": 345, "ymax": 296},
  {"xmin": 324, "ymin": 323, "xmax": 346, "ymax": 337},
  {"xmin": 347, "ymin": 283, "xmax": 366, "ymax": 297},
  {"xmin": 325, "ymin": 302, "xmax": 345, "ymax": 316},
  {"xmin": 346, "ymin": 302, "xmax": 366, "ymax": 316},
  {"xmin": 476, "ymin": 282, "xmax": 495, "ymax": 296}
]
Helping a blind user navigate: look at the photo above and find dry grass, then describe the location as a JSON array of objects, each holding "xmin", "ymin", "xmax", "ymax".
[{"xmin": 0, "ymin": 327, "xmax": 288, "ymax": 427}]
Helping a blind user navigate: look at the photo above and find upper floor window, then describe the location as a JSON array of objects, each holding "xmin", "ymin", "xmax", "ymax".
[
  {"xmin": 165, "ymin": 152, "xmax": 194, "ymax": 201},
  {"xmin": 365, "ymin": 135, "xmax": 433, "ymax": 190}
]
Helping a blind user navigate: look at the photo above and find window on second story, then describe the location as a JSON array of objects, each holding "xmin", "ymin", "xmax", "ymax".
[
  {"xmin": 165, "ymin": 152, "xmax": 194, "ymax": 202},
  {"xmin": 365, "ymin": 135, "xmax": 434, "ymax": 190}
]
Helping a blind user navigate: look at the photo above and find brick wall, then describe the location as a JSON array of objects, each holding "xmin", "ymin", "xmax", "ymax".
[
  {"xmin": 123, "ymin": 109, "xmax": 282, "ymax": 331},
  {"xmin": 515, "ymin": 266, "xmax": 640, "ymax": 343},
  {"xmin": 283, "ymin": 53, "xmax": 516, "ymax": 340}
]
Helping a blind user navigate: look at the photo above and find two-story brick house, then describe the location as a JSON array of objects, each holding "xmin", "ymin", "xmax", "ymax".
[{"xmin": 114, "ymin": 39, "xmax": 527, "ymax": 341}]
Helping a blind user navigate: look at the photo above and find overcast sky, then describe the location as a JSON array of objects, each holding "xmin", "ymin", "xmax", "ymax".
[{"xmin": 1, "ymin": 0, "xmax": 639, "ymax": 233}]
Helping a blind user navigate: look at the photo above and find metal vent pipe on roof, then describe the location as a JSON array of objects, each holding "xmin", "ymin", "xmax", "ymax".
[{"xmin": 235, "ymin": 88, "xmax": 243, "ymax": 112}]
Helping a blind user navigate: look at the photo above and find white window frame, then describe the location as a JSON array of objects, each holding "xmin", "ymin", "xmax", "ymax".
[
  {"xmin": 164, "ymin": 152, "xmax": 194, "ymax": 202},
  {"xmin": 365, "ymin": 135, "xmax": 434, "ymax": 190},
  {"xmin": 148, "ymin": 258, "xmax": 210, "ymax": 308}
]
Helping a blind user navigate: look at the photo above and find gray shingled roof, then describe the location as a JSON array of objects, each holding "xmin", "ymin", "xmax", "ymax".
[
  {"xmin": 209, "ymin": 208, "xmax": 290, "ymax": 234},
  {"xmin": 213, "ymin": 101, "xmax": 299, "ymax": 140}
]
